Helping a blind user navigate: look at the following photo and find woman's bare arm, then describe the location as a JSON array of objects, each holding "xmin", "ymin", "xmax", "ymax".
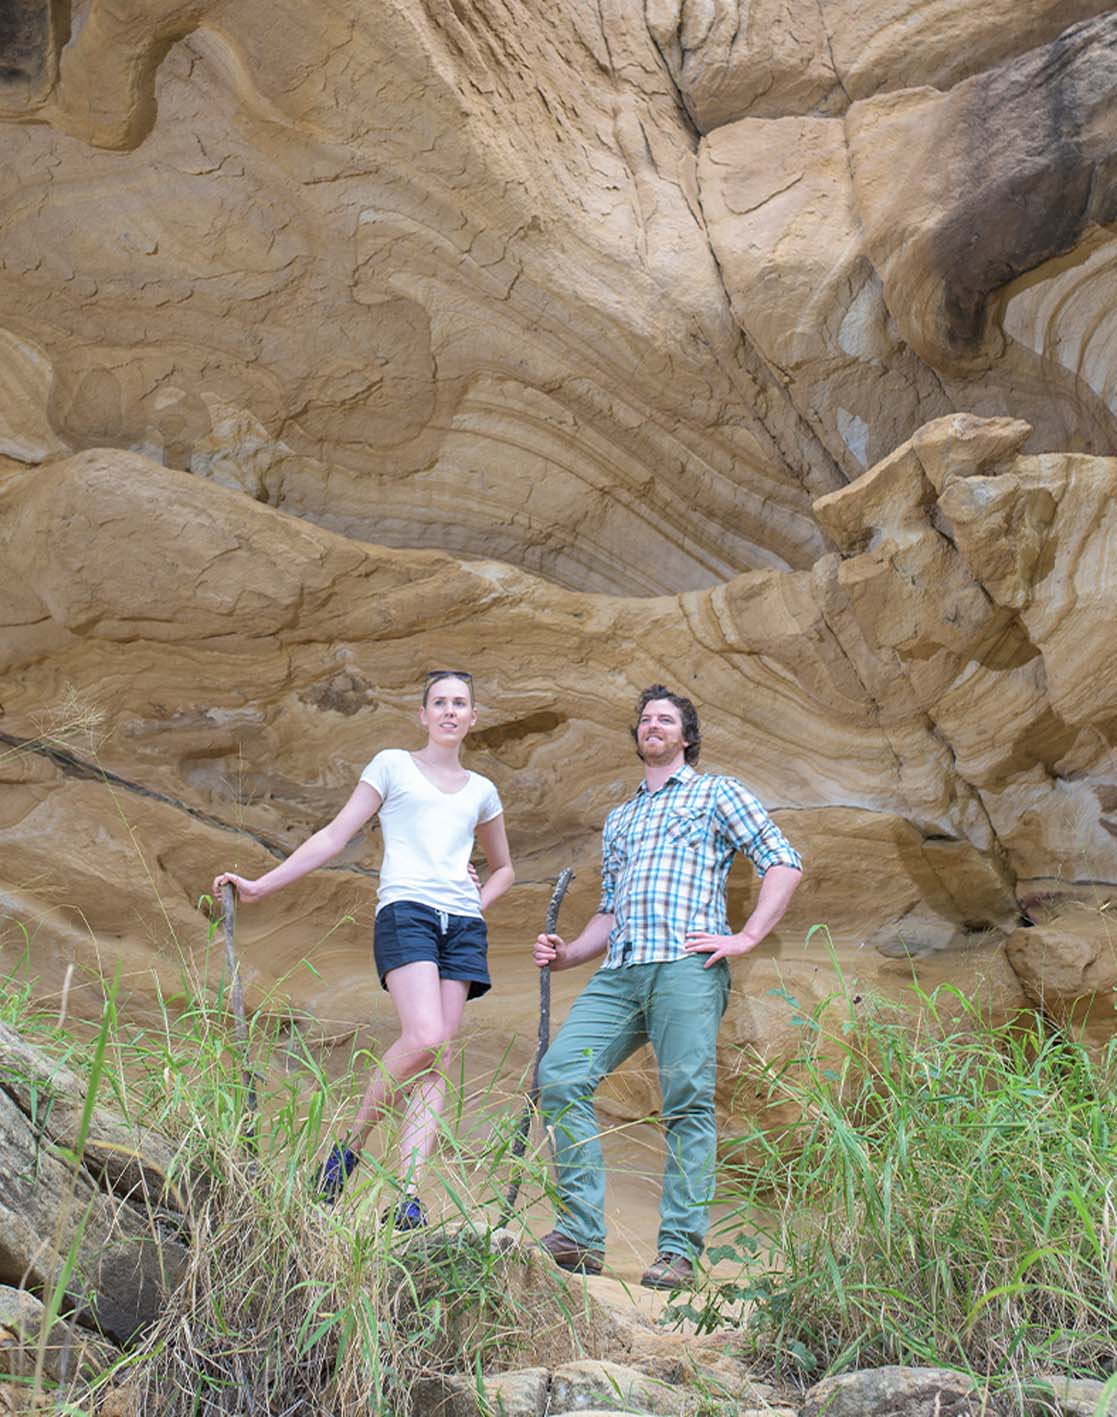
[
  {"xmin": 474, "ymin": 813, "xmax": 514, "ymax": 911},
  {"xmin": 213, "ymin": 781, "xmax": 383, "ymax": 904}
]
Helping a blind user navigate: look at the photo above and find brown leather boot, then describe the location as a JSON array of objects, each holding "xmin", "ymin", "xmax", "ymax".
[
  {"xmin": 640, "ymin": 1251, "xmax": 695, "ymax": 1290},
  {"xmin": 538, "ymin": 1229, "xmax": 604, "ymax": 1275}
]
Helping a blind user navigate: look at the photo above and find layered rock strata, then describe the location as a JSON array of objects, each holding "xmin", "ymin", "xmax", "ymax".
[
  {"xmin": 1, "ymin": 0, "xmax": 1116, "ymax": 1138},
  {"xmin": 0, "ymin": 0, "xmax": 841, "ymax": 597},
  {"xmin": 6, "ymin": 6, "xmax": 1117, "ymax": 599},
  {"xmin": 2, "ymin": 415, "xmax": 1113, "ymax": 1133}
]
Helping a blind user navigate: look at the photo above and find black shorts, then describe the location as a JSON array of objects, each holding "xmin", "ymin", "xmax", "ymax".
[{"xmin": 373, "ymin": 900, "xmax": 491, "ymax": 1000}]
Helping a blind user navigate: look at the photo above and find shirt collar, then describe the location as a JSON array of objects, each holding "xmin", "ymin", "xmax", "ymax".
[{"xmin": 636, "ymin": 761, "xmax": 697, "ymax": 795}]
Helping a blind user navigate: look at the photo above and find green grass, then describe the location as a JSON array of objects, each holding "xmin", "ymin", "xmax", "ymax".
[
  {"xmin": 0, "ymin": 944, "xmax": 576, "ymax": 1416},
  {"xmin": 14, "ymin": 898, "xmax": 1117, "ymax": 1413},
  {"xmin": 684, "ymin": 974, "xmax": 1117, "ymax": 1401}
]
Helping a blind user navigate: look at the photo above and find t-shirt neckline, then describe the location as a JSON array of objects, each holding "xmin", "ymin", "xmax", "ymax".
[{"xmin": 407, "ymin": 750, "xmax": 473, "ymax": 797}]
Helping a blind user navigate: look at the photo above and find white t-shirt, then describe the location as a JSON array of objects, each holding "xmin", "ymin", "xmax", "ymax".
[{"xmin": 359, "ymin": 749, "xmax": 503, "ymax": 917}]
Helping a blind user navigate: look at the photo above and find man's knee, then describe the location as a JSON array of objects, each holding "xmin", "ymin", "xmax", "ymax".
[
  {"xmin": 536, "ymin": 1050, "xmax": 566, "ymax": 1106},
  {"xmin": 538, "ymin": 1050, "xmax": 589, "ymax": 1118},
  {"xmin": 658, "ymin": 1062, "xmax": 717, "ymax": 1121}
]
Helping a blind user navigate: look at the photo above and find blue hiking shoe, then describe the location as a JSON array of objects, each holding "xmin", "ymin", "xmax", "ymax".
[
  {"xmin": 314, "ymin": 1142, "xmax": 359, "ymax": 1204},
  {"xmin": 391, "ymin": 1195, "xmax": 428, "ymax": 1232}
]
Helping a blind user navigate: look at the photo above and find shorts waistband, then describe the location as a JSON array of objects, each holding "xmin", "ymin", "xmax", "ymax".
[{"xmin": 376, "ymin": 898, "xmax": 483, "ymax": 927}]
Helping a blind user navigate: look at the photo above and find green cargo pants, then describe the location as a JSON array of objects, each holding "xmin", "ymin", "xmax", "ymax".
[{"xmin": 537, "ymin": 953, "xmax": 730, "ymax": 1259}]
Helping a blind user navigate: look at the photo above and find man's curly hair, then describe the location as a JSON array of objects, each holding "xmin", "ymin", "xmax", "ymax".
[{"xmin": 630, "ymin": 683, "xmax": 701, "ymax": 766}]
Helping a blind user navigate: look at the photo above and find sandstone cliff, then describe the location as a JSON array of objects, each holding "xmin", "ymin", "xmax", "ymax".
[{"xmin": 1, "ymin": 2, "xmax": 1115, "ymax": 1143}]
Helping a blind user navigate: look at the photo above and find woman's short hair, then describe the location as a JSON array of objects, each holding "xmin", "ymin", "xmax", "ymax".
[{"xmin": 630, "ymin": 683, "xmax": 701, "ymax": 765}]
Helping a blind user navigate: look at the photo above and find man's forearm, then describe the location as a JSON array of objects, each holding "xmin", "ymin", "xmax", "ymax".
[
  {"xmin": 561, "ymin": 912, "xmax": 614, "ymax": 970},
  {"xmin": 739, "ymin": 865, "xmax": 802, "ymax": 946}
]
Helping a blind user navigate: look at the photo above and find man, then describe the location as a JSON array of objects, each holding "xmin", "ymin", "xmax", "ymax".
[{"xmin": 534, "ymin": 685, "xmax": 802, "ymax": 1290}]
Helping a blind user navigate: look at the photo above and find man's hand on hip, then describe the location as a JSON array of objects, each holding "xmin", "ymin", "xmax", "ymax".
[
  {"xmin": 684, "ymin": 930, "xmax": 760, "ymax": 967},
  {"xmin": 686, "ymin": 865, "xmax": 802, "ymax": 966}
]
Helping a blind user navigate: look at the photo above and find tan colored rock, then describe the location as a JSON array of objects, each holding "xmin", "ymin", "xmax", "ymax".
[
  {"xmin": 1004, "ymin": 906, "xmax": 1117, "ymax": 1053},
  {"xmin": 1000, "ymin": 227, "xmax": 1117, "ymax": 427},
  {"xmin": 646, "ymin": 0, "xmax": 838, "ymax": 130},
  {"xmin": 413, "ymin": 1370, "xmax": 551, "ymax": 1417},
  {"xmin": 0, "ymin": 0, "xmax": 836, "ymax": 597},
  {"xmin": 844, "ymin": 16, "xmax": 1117, "ymax": 453},
  {"xmin": 5, "ymin": 1, "xmax": 1115, "ymax": 640},
  {"xmin": 0, "ymin": 1284, "xmax": 118, "ymax": 1386},
  {"xmin": 647, "ymin": 0, "xmax": 1111, "ymax": 130},
  {"xmin": 480, "ymin": 1368, "xmax": 550, "ymax": 1417},
  {"xmin": 0, "ymin": 329, "xmax": 67, "ymax": 464},
  {"xmin": 698, "ymin": 114, "xmax": 951, "ymax": 480},
  {"xmin": 8, "ymin": 422, "xmax": 1115, "ymax": 1159},
  {"xmin": 696, "ymin": 18, "xmax": 1117, "ymax": 486}
]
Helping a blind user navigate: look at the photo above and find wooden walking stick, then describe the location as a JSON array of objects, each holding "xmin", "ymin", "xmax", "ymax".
[
  {"xmin": 222, "ymin": 882, "xmax": 259, "ymax": 1134},
  {"xmin": 500, "ymin": 866, "xmax": 573, "ymax": 1223}
]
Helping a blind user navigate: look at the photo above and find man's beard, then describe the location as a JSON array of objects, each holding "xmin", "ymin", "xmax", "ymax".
[{"xmin": 637, "ymin": 738, "xmax": 680, "ymax": 764}]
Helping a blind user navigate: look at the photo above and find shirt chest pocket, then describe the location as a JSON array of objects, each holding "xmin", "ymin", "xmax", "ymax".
[{"xmin": 664, "ymin": 805, "xmax": 707, "ymax": 849}]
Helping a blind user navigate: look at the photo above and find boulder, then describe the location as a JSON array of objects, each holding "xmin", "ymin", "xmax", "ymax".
[
  {"xmin": 802, "ymin": 1365, "xmax": 989, "ymax": 1416},
  {"xmin": 1026, "ymin": 1376, "xmax": 1117, "ymax": 1416},
  {"xmin": 0, "ymin": 1026, "xmax": 188, "ymax": 1346},
  {"xmin": 548, "ymin": 1358, "xmax": 692, "ymax": 1414},
  {"xmin": 0, "ymin": 1283, "xmax": 118, "ymax": 1386},
  {"xmin": 1004, "ymin": 906, "xmax": 1117, "ymax": 1052}
]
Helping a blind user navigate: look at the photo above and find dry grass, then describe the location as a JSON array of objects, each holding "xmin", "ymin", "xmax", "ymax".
[{"xmin": 0, "ymin": 966, "xmax": 593, "ymax": 1416}]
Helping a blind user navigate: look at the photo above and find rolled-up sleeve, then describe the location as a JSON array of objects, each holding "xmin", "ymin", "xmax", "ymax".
[
  {"xmin": 598, "ymin": 811, "xmax": 621, "ymax": 913},
  {"xmin": 717, "ymin": 779, "xmax": 802, "ymax": 877}
]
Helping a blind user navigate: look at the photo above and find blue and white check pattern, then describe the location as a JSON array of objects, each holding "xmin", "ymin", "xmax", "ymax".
[{"xmin": 598, "ymin": 764, "xmax": 802, "ymax": 969}]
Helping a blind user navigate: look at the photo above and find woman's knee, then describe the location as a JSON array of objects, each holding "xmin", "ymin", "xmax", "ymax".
[{"xmin": 400, "ymin": 1023, "xmax": 453, "ymax": 1058}]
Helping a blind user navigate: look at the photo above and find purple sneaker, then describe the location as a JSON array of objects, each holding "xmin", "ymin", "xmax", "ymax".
[
  {"xmin": 314, "ymin": 1143, "xmax": 359, "ymax": 1204},
  {"xmin": 391, "ymin": 1195, "xmax": 428, "ymax": 1232}
]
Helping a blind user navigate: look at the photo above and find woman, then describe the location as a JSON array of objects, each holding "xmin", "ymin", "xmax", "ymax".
[{"xmin": 212, "ymin": 671, "xmax": 513, "ymax": 1226}]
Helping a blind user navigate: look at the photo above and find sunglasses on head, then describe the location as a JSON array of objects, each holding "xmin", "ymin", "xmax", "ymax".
[{"xmin": 425, "ymin": 669, "xmax": 473, "ymax": 681}]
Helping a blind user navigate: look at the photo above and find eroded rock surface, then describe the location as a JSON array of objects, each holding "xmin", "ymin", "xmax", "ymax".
[
  {"xmin": 0, "ymin": 0, "xmax": 841, "ymax": 597},
  {"xmin": 10, "ymin": 5, "xmax": 1117, "ymax": 598},
  {"xmin": 0, "ymin": 1021, "xmax": 188, "ymax": 1346},
  {"xmin": 0, "ymin": 0, "xmax": 1116, "ymax": 1182},
  {"xmin": 2, "ymin": 416, "xmax": 1114, "ymax": 1138},
  {"xmin": 697, "ymin": 12, "xmax": 1117, "ymax": 479}
]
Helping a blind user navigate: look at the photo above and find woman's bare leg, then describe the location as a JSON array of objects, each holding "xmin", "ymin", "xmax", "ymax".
[
  {"xmin": 349, "ymin": 961, "xmax": 448, "ymax": 1146},
  {"xmin": 397, "ymin": 978, "xmax": 470, "ymax": 1185}
]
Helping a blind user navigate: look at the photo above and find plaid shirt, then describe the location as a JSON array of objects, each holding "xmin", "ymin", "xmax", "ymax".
[{"xmin": 598, "ymin": 764, "xmax": 801, "ymax": 969}]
